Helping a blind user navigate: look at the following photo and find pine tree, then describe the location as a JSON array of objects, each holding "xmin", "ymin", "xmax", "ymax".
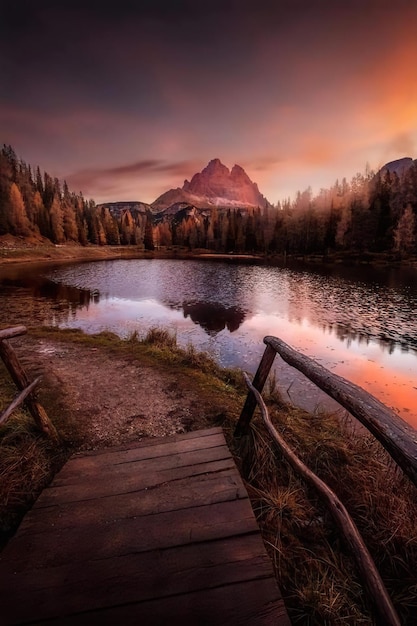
[
  {"xmin": 35, "ymin": 167, "xmax": 44, "ymax": 195},
  {"xmin": 100, "ymin": 207, "xmax": 119, "ymax": 245},
  {"xmin": 62, "ymin": 184, "xmax": 79, "ymax": 242},
  {"xmin": 335, "ymin": 205, "xmax": 352, "ymax": 248},
  {"xmin": 120, "ymin": 210, "xmax": 135, "ymax": 244},
  {"xmin": 9, "ymin": 182, "xmax": 31, "ymax": 236},
  {"xmin": 393, "ymin": 204, "xmax": 416, "ymax": 254},
  {"xmin": 144, "ymin": 215, "xmax": 154, "ymax": 250},
  {"xmin": 49, "ymin": 194, "xmax": 65, "ymax": 243}
]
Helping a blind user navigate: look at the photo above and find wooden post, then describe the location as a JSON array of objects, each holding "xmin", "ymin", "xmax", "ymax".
[
  {"xmin": 0, "ymin": 325, "xmax": 27, "ymax": 341},
  {"xmin": 0, "ymin": 338, "xmax": 58, "ymax": 441},
  {"xmin": 0, "ymin": 377, "xmax": 41, "ymax": 426},
  {"xmin": 234, "ymin": 343, "xmax": 277, "ymax": 436}
]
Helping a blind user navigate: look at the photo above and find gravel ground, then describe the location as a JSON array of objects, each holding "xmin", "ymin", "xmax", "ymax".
[{"xmin": 17, "ymin": 337, "xmax": 210, "ymax": 450}]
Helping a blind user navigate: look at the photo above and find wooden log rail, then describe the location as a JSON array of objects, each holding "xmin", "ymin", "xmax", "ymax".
[
  {"xmin": 0, "ymin": 326, "xmax": 58, "ymax": 440},
  {"xmin": 235, "ymin": 335, "xmax": 417, "ymax": 488},
  {"xmin": 242, "ymin": 372, "xmax": 401, "ymax": 626}
]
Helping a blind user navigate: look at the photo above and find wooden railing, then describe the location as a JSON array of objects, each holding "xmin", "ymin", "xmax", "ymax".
[
  {"xmin": 241, "ymin": 371, "xmax": 401, "ymax": 626},
  {"xmin": 235, "ymin": 335, "xmax": 417, "ymax": 488},
  {"xmin": 0, "ymin": 326, "xmax": 58, "ymax": 440}
]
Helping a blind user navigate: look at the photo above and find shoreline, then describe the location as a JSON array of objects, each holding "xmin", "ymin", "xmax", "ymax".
[{"xmin": 1, "ymin": 239, "xmax": 417, "ymax": 269}]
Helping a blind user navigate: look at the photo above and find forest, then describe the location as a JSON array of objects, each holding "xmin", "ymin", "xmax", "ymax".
[
  {"xmin": 0, "ymin": 145, "xmax": 154, "ymax": 250},
  {"xmin": 1, "ymin": 144, "xmax": 416, "ymax": 257}
]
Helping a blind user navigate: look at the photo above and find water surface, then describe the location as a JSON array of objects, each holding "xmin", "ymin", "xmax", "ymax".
[{"xmin": 1, "ymin": 258, "xmax": 416, "ymax": 427}]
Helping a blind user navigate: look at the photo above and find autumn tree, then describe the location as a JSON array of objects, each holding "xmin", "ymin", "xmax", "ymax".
[
  {"xmin": 157, "ymin": 221, "xmax": 172, "ymax": 246},
  {"xmin": 120, "ymin": 210, "xmax": 135, "ymax": 244},
  {"xmin": 8, "ymin": 182, "xmax": 31, "ymax": 236},
  {"xmin": 335, "ymin": 205, "xmax": 351, "ymax": 248},
  {"xmin": 49, "ymin": 194, "xmax": 65, "ymax": 243},
  {"xmin": 393, "ymin": 204, "xmax": 416, "ymax": 254},
  {"xmin": 101, "ymin": 207, "xmax": 120, "ymax": 245},
  {"xmin": 62, "ymin": 182, "xmax": 79, "ymax": 242},
  {"xmin": 144, "ymin": 215, "xmax": 154, "ymax": 250}
]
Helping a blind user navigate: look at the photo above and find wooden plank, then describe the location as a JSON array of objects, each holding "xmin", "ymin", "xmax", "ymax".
[
  {"xmin": 16, "ymin": 470, "xmax": 248, "ymax": 535},
  {"xmin": 3, "ymin": 499, "xmax": 259, "ymax": 572},
  {"xmin": 56, "ymin": 431, "xmax": 227, "ymax": 480},
  {"xmin": 0, "ymin": 428, "xmax": 290, "ymax": 626},
  {"xmin": 8, "ymin": 579, "xmax": 290, "ymax": 626},
  {"xmin": 37, "ymin": 456, "xmax": 235, "ymax": 506},
  {"xmin": 75, "ymin": 426, "xmax": 224, "ymax": 457},
  {"xmin": 75, "ymin": 431, "xmax": 226, "ymax": 464},
  {"xmin": 52, "ymin": 440, "xmax": 230, "ymax": 485},
  {"xmin": 1, "ymin": 535, "xmax": 278, "ymax": 623}
]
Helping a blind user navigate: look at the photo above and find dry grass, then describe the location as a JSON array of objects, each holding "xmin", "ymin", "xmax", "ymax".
[
  {"xmin": 225, "ymin": 390, "xmax": 417, "ymax": 626},
  {"xmin": 0, "ymin": 362, "xmax": 69, "ymax": 547},
  {"xmin": 130, "ymin": 326, "xmax": 243, "ymax": 385},
  {"xmin": 0, "ymin": 416, "xmax": 65, "ymax": 542}
]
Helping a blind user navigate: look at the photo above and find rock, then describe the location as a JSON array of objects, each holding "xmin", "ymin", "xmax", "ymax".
[
  {"xmin": 378, "ymin": 157, "xmax": 415, "ymax": 178},
  {"xmin": 152, "ymin": 158, "xmax": 271, "ymax": 210}
]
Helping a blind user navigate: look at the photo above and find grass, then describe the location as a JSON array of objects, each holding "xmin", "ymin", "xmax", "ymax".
[
  {"xmin": 1, "ymin": 326, "xmax": 416, "ymax": 624},
  {"xmin": 31, "ymin": 325, "xmax": 244, "ymax": 389}
]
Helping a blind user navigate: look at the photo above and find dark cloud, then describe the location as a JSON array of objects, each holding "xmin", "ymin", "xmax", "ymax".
[
  {"xmin": 1, "ymin": 0, "xmax": 417, "ymax": 204},
  {"xmin": 69, "ymin": 158, "xmax": 197, "ymax": 180},
  {"xmin": 66, "ymin": 159, "xmax": 200, "ymax": 198}
]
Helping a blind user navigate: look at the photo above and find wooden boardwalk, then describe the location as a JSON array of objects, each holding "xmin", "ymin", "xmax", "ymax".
[{"xmin": 0, "ymin": 427, "xmax": 290, "ymax": 625}]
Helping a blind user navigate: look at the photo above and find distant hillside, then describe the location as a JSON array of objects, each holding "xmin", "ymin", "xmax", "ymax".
[
  {"xmin": 96, "ymin": 201, "xmax": 155, "ymax": 217},
  {"xmin": 152, "ymin": 158, "xmax": 271, "ymax": 211}
]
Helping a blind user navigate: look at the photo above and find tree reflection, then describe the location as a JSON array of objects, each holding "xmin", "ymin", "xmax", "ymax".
[
  {"xmin": 182, "ymin": 301, "xmax": 245, "ymax": 335},
  {"xmin": 0, "ymin": 272, "xmax": 96, "ymax": 328}
]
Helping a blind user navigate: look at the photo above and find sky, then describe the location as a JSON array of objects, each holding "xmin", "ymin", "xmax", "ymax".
[{"xmin": 1, "ymin": 0, "xmax": 417, "ymax": 205}]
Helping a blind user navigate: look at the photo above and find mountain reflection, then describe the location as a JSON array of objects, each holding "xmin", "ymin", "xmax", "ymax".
[
  {"xmin": 182, "ymin": 301, "xmax": 245, "ymax": 335},
  {"xmin": 0, "ymin": 271, "xmax": 97, "ymax": 327}
]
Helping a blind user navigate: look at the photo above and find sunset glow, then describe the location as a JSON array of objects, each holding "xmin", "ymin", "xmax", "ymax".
[{"xmin": 1, "ymin": 1, "xmax": 417, "ymax": 204}]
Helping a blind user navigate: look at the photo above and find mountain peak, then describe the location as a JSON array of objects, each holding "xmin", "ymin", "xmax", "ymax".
[
  {"xmin": 379, "ymin": 157, "xmax": 415, "ymax": 178},
  {"xmin": 207, "ymin": 157, "xmax": 225, "ymax": 168},
  {"xmin": 231, "ymin": 163, "xmax": 253, "ymax": 185},
  {"xmin": 152, "ymin": 159, "xmax": 270, "ymax": 210}
]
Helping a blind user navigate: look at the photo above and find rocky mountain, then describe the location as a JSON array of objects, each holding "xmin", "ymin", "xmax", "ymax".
[
  {"xmin": 96, "ymin": 201, "xmax": 155, "ymax": 217},
  {"xmin": 152, "ymin": 158, "xmax": 271, "ymax": 211},
  {"xmin": 377, "ymin": 157, "xmax": 416, "ymax": 178}
]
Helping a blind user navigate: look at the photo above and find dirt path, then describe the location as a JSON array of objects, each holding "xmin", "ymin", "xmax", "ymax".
[{"xmin": 18, "ymin": 336, "xmax": 213, "ymax": 450}]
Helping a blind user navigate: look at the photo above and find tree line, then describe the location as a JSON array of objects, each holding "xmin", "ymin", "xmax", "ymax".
[
  {"xmin": 0, "ymin": 145, "xmax": 154, "ymax": 248},
  {"xmin": 153, "ymin": 165, "xmax": 417, "ymax": 256},
  {"xmin": 1, "ymin": 144, "xmax": 416, "ymax": 257}
]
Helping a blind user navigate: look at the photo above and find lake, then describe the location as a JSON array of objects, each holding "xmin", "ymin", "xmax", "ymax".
[{"xmin": 1, "ymin": 257, "xmax": 417, "ymax": 428}]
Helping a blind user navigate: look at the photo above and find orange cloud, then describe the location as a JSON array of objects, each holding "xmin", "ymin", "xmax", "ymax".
[
  {"xmin": 343, "ymin": 34, "xmax": 417, "ymax": 159},
  {"xmin": 298, "ymin": 138, "xmax": 339, "ymax": 167}
]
